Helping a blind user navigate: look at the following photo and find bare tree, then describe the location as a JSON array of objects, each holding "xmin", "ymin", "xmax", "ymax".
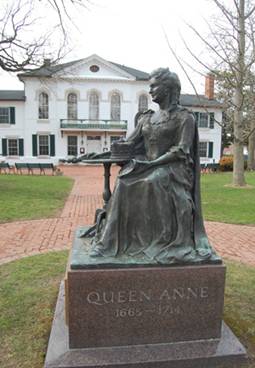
[
  {"xmin": 180, "ymin": 0, "xmax": 255, "ymax": 186},
  {"xmin": 215, "ymin": 70, "xmax": 255, "ymax": 169},
  {"xmin": 246, "ymin": 81, "xmax": 255, "ymax": 169},
  {"xmin": 248, "ymin": 122, "xmax": 255, "ymax": 169},
  {"xmin": 0, "ymin": 0, "xmax": 90, "ymax": 72}
]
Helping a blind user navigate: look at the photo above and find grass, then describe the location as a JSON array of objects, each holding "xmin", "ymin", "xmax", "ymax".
[
  {"xmin": 224, "ymin": 261, "xmax": 255, "ymax": 367},
  {"xmin": 0, "ymin": 171, "xmax": 255, "ymax": 225},
  {"xmin": 201, "ymin": 171, "xmax": 255, "ymax": 224},
  {"xmin": 0, "ymin": 252, "xmax": 254, "ymax": 368},
  {"xmin": 0, "ymin": 251, "xmax": 68, "ymax": 368},
  {"xmin": 0, "ymin": 175, "xmax": 73, "ymax": 223}
]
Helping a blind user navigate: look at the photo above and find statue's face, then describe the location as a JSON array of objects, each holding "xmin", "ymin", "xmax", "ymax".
[{"xmin": 149, "ymin": 77, "xmax": 168, "ymax": 103}]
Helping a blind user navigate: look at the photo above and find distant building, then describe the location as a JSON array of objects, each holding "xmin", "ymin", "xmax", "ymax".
[{"xmin": 0, "ymin": 54, "xmax": 223, "ymax": 164}]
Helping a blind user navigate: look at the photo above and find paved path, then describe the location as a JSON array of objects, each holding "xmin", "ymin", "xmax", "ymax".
[{"xmin": 0, "ymin": 165, "xmax": 255, "ymax": 266}]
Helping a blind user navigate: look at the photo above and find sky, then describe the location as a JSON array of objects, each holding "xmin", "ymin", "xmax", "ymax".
[{"xmin": 0, "ymin": 0, "xmax": 219, "ymax": 94}]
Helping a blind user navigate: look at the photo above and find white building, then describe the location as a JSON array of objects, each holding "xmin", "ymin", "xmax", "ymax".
[{"xmin": 0, "ymin": 54, "xmax": 222, "ymax": 165}]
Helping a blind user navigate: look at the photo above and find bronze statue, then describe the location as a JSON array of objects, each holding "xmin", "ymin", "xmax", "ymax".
[{"xmin": 85, "ymin": 68, "xmax": 217, "ymax": 264}]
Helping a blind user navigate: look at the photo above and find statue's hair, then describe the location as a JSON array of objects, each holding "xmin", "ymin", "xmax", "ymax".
[{"xmin": 150, "ymin": 67, "xmax": 181, "ymax": 104}]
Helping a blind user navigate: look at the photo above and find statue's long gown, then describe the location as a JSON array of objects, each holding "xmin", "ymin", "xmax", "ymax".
[{"xmin": 92, "ymin": 107, "xmax": 213, "ymax": 264}]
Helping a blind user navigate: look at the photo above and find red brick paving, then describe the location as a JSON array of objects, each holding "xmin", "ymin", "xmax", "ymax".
[{"xmin": 0, "ymin": 165, "xmax": 255, "ymax": 266}]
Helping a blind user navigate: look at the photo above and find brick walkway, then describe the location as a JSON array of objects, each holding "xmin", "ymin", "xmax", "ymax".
[{"xmin": 0, "ymin": 165, "xmax": 255, "ymax": 266}]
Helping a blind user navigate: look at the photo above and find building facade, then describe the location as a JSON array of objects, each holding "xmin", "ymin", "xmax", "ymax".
[{"xmin": 0, "ymin": 55, "xmax": 223, "ymax": 165}]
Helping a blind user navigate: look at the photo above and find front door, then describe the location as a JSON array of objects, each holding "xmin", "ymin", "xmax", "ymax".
[{"xmin": 86, "ymin": 136, "xmax": 102, "ymax": 154}]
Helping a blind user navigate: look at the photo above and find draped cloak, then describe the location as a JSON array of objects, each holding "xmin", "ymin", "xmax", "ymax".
[{"xmin": 92, "ymin": 106, "xmax": 214, "ymax": 264}]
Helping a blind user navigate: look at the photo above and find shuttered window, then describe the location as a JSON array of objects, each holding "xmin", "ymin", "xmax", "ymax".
[
  {"xmin": 8, "ymin": 139, "xmax": 18, "ymax": 156},
  {"xmin": 199, "ymin": 141, "xmax": 214, "ymax": 158},
  {"xmin": 32, "ymin": 134, "xmax": 54, "ymax": 156},
  {"xmin": 193, "ymin": 112, "xmax": 215, "ymax": 129},
  {"xmin": 1, "ymin": 138, "xmax": 23, "ymax": 156},
  {"xmin": 38, "ymin": 135, "xmax": 49, "ymax": 155},
  {"xmin": 0, "ymin": 108, "xmax": 9, "ymax": 124},
  {"xmin": 0, "ymin": 107, "xmax": 15, "ymax": 124},
  {"xmin": 199, "ymin": 113, "xmax": 209, "ymax": 128},
  {"xmin": 199, "ymin": 142, "xmax": 208, "ymax": 158}
]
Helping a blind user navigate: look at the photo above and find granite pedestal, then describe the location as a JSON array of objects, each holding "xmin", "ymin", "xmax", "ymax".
[{"xmin": 44, "ymin": 232, "xmax": 247, "ymax": 368}]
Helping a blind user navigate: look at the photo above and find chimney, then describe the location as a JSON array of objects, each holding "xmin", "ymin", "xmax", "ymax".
[{"xmin": 205, "ymin": 73, "xmax": 215, "ymax": 100}]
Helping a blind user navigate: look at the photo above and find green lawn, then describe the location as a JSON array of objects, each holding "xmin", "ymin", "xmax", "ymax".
[
  {"xmin": 224, "ymin": 261, "xmax": 255, "ymax": 367},
  {"xmin": 0, "ymin": 252, "xmax": 254, "ymax": 368},
  {"xmin": 0, "ymin": 175, "xmax": 73, "ymax": 223},
  {"xmin": 201, "ymin": 171, "xmax": 255, "ymax": 224},
  {"xmin": 0, "ymin": 171, "xmax": 255, "ymax": 225},
  {"xmin": 0, "ymin": 252, "xmax": 68, "ymax": 368}
]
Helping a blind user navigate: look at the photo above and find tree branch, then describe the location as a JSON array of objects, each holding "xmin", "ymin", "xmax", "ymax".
[
  {"xmin": 163, "ymin": 27, "xmax": 224, "ymax": 128},
  {"xmin": 212, "ymin": 0, "xmax": 239, "ymax": 31},
  {"xmin": 185, "ymin": 21, "xmax": 240, "ymax": 73},
  {"xmin": 245, "ymin": 5, "xmax": 255, "ymax": 19},
  {"xmin": 179, "ymin": 31, "xmax": 236, "ymax": 89},
  {"xmin": 0, "ymin": 0, "xmax": 90, "ymax": 72}
]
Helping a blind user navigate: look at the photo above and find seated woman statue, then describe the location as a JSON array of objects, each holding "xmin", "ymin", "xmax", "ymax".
[{"xmin": 89, "ymin": 67, "xmax": 217, "ymax": 264}]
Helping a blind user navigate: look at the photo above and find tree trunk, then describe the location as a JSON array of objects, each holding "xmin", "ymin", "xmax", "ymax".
[
  {"xmin": 248, "ymin": 122, "xmax": 255, "ymax": 170},
  {"xmin": 233, "ymin": 138, "xmax": 245, "ymax": 185},
  {"xmin": 233, "ymin": 91, "xmax": 245, "ymax": 185},
  {"xmin": 232, "ymin": 0, "xmax": 246, "ymax": 186},
  {"xmin": 232, "ymin": 85, "xmax": 246, "ymax": 185}
]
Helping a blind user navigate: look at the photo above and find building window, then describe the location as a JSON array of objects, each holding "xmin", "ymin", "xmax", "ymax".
[
  {"xmin": 67, "ymin": 93, "xmax": 77, "ymax": 120},
  {"xmin": 8, "ymin": 139, "xmax": 18, "ymax": 156},
  {"xmin": 90, "ymin": 65, "xmax": 99, "ymax": 72},
  {"xmin": 67, "ymin": 136, "xmax": 78, "ymax": 156},
  {"xmin": 194, "ymin": 112, "xmax": 215, "ymax": 129},
  {"xmin": 0, "ymin": 107, "xmax": 9, "ymax": 124},
  {"xmin": 38, "ymin": 135, "xmax": 49, "ymax": 155},
  {"xmin": 199, "ymin": 113, "xmax": 209, "ymax": 128},
  {"xmin": 138, "ymin": 94, "xmax": 148, "ymax": 112},
  {"xmin": 89, "ymin": 92, "xmax": 99, "ymax": 120},
  {"xmin": 32, "ymin": 134, "xmax": 54, "ymax": 156},
  {"xmin": 0, "ymin": 107, "xmax": 15, "ymax": 124},
  {"xmin": 194, "ymin": 112, "xmax": 209, "ymax": 128},
  {"xmin": 2, "ymin": 137, "xmax": 23, "ymax": 156},
  {"xmin": 199, "ymin": 142, "xmax": 208, "ymax": 157},
  {"xmin": 110, "ymin": 92, "xmax": 121, "ymax": 120},
  {"xmin": 199, "ymin": 141, "xmax": 213, "ymax": 158},
  {"xmin": 39, "ymin": 92, "xmax": 49, "ymax": 119}
]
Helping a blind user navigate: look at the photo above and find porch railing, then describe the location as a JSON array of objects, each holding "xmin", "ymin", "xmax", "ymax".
[{"xmin": 60, "ymin": 119, "xmax": 128, "ymax": 130}]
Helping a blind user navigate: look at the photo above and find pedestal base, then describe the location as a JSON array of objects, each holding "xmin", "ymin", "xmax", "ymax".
[{"xmin": 44, "ymin": 283, "xmax": 247, "ymax": 368}]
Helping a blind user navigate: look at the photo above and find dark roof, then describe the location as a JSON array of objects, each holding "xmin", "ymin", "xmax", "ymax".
[
  {"xmin": 180, "ymin": 94, "xmax": 223, "ymax": 108},
  {"xmin": 18, "ymin": 59, "xmax": 83, "ymax": 78},
  {"xmin": 0, "ymin": 90, "xmax": 25, "ymax": 101},
  {"xmin": 18, "ymin": 58, "xmax": 150, "ymax": 80},
  {"xmin": 109, "ymin": 62, "xmax": 150, "ymax": 80}
]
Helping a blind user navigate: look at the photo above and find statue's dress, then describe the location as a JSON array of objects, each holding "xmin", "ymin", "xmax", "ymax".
[{"xmin": 92, "ymin": 106, "xmax": 213, "ymax": 264}]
